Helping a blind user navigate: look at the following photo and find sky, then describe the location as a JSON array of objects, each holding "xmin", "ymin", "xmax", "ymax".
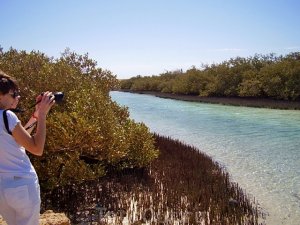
[{"xmin": 1, "ymin": 0, "xmax": 300, "ymax": 79}]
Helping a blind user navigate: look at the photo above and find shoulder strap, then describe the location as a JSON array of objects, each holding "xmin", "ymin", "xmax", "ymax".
[{"xmin": 3, "ymin": 110, "xmax": 12, "ymax": 135}]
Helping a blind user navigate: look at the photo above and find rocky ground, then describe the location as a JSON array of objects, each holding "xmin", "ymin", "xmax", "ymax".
[{"xmin": 0, "ymin": 210, "xmax": 70, "ymax": 225}]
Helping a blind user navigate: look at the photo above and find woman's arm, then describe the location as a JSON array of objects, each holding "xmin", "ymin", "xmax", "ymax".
[
  {"xmin": 23, "ymin": 94, "xmax": 42, "ymax": 134},
  {"xmin": 12, "ymin": 92, "xmax": 55, "ymax": 156},
  {"xmin": 23, "ymin": 116, "xmax": 37, "ymax": 134}
]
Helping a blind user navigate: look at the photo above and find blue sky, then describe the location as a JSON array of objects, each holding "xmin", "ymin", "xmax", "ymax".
[{"xmin": 1, "ymin": 0, "xmax": 300, "ymax": 79}]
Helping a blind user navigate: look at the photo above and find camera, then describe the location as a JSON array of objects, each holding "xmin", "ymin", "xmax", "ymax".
[
  {"xmin": 41, "ymin": 92, "xmax": 64, "ymax": 103},
  {"xmin": 26, "ymin": 91, "xmax": 65, "ymax": 111},
  {"xmin": 53, "ymin": 92, "xmax": 64, "ymax": 103}
]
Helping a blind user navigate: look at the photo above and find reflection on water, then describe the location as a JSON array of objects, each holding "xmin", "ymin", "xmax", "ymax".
[{"xmin": 111, "ymin": 91, "xmax": 300, "ymax": 225}]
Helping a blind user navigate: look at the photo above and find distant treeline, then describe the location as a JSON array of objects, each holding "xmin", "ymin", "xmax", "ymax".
[{"xmin": 120, "ymin": 52, "xmax": 300, "ymax": 101}]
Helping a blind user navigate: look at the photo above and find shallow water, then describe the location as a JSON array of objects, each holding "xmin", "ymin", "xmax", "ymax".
[{"xmin": 111, "ymin": 91, "xmax": 300, "ymax": 225}]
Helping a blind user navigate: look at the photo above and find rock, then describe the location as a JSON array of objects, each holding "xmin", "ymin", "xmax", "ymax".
[
  {"xmin": 0, "ymin": 210, "xmax": 71, "ymax": 225},
  {"xmin": 39, "ymin": 210, "xmax": 71, "ymax": 225},
  {"xmin": 0, "ymin": 215, "xmax": 7, "ymax": 225}
]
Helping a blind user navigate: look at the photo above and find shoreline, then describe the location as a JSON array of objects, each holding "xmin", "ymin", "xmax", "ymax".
[{"xmin": 119, "ymin": 89, "xmax": 300, "ymax": 110}]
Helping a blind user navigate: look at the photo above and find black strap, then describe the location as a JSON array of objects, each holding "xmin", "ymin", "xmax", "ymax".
[{"xmin": 3, "ymin": 110, "xmax": 12, "ymax": 135}]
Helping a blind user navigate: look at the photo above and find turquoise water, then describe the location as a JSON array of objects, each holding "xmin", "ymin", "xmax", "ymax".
[{"xmin": 110, "ymin": 91, "xmax": 300, "ymax": 225}]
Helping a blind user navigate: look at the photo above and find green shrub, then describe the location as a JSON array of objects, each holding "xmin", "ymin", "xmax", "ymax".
[{"xmin": 0, "ymin": 47, "xmax": 159, "ymax": 189}]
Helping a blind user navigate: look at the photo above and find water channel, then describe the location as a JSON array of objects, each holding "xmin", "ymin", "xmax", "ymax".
[{"xmin": 111, "ymin": 91, "xmax": 300, "ymax": 225}]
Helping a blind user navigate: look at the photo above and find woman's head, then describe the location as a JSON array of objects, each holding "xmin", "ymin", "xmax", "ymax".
[
  {"xmin": 0, "ymin": 70, "xmax": 20, "ymax": 109},
  {"xmin": 0, "ymin": 70, "xmax": 19, "ymax": 95}
]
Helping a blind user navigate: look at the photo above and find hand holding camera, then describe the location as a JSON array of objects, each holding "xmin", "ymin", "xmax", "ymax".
[
  {"xmin": 33, "ymin": 92, "xmax": 64, "ymax": 119},
  {"xmin": 38, "ymin": 92, "xmax": 64, "ymax": 103}
]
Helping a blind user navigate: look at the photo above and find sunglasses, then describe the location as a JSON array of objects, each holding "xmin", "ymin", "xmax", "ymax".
[{"xmin": 8, "ymin": 91, "xmax": 20, "ymax": 98}]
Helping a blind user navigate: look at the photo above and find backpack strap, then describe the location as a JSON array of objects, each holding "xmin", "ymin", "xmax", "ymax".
[{"xmin": 3, "ymin": 110, "xmax": 12, "ymax": 135}]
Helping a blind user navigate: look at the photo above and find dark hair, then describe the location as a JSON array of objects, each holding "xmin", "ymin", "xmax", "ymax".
[{"xmin": 0, "ymin": 70, "xmax": 19, "ymax": 95}]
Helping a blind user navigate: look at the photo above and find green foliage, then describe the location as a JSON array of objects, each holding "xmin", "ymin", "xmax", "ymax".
[
  {"xmin": 0, "ymin": 47, "xmax": 159, "ymax": 189},
  {"xmin": 120, "ymin": 52, "xmax": 300, "ymax": 101}
]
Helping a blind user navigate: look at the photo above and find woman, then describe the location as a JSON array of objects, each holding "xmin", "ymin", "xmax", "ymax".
[{"xmin": 0, "ymin": 70, "xmax": 55, "ymax": 225}]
